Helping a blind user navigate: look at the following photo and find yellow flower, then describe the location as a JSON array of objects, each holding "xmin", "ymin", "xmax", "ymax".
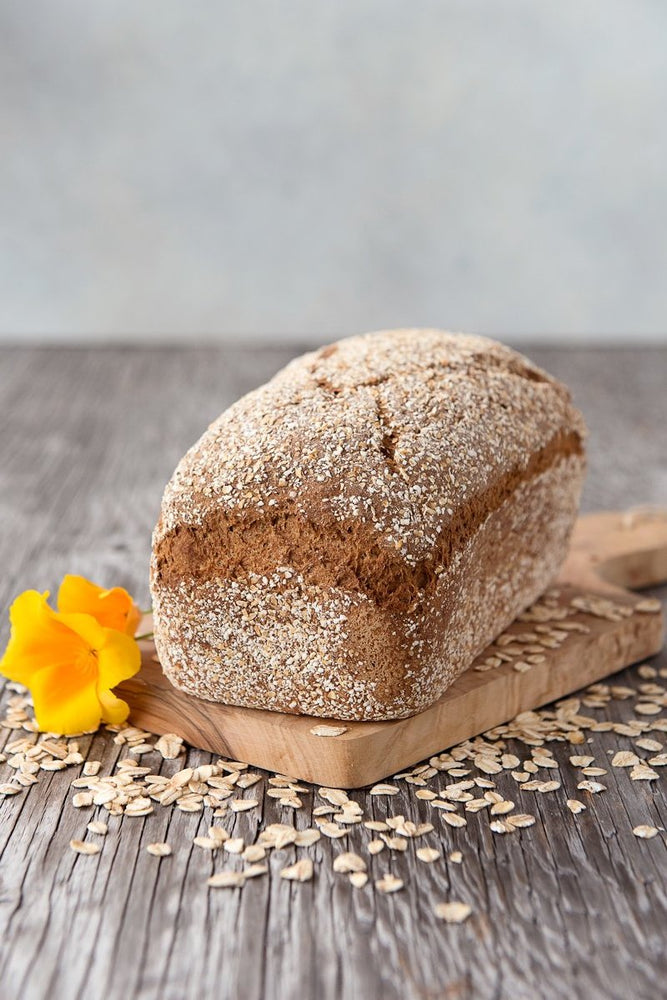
[
  {"xmin": 56, "ymin": 574, "xmax": 142, "ymax": 636},
  {"xmin": 0, "ymin": 580, "xmax": 142, "ymax": 734}
]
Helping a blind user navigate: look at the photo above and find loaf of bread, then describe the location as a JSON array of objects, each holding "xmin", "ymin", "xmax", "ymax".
[{"xmin": 150, "ymin": 330, "xmax": 586, "ymax": 721}]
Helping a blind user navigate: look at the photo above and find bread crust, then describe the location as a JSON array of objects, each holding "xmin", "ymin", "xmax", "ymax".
[{"xmin": 151, "ymin": 330, "xmax": 586, "ymax": 720}]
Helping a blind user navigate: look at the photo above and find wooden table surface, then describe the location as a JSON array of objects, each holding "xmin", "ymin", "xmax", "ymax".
[{"xmin": 0, "ymin": 345, "xmax": 665, "ymax": 1000}]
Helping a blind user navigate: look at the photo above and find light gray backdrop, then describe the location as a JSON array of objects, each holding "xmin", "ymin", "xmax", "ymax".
[{"xmin": 1, "ymin": 1, "xmax": 665, "ymax": 344}]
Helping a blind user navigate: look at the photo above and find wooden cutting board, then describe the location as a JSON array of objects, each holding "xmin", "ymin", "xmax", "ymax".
[{"xmin": 120, "ymin": 509, "xmax": 666, "ymax": 788}]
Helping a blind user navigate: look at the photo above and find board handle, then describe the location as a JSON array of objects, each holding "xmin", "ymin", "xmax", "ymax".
[{"xmin": 558, "ymin": 507, "xmax": 667, "ymax": 595}]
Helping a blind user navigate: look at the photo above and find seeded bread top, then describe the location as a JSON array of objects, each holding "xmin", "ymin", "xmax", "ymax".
[{"xmin": 153, "ymin": 329, "xmax": 585, "ymax": 570}]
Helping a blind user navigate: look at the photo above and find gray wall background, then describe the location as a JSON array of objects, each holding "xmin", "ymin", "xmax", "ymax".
[{"xmin": 1, "ymin": 1, "xmax": 666, "ymax": 345}]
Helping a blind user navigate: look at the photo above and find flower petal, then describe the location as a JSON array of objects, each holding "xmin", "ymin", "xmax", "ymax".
[
  {"xmin": 57, "ymin": 575, "xmax": 141, "ymax": 635},
  {"xmin": 30, "ymin": 662, "xmax": 101, "ymax": 734},
  {"xmin": 0, "ymin": 591, "xmax": 83, "ymax": 686},
  {"xmin": 97, "ymin": 629, "xmax": 142, "ymax": 690},
  {"xmin": 56, "ymin": 611, "xmax": 106, "ymax": 651},
  {"xmin": 98, "ymin": 688, "xmax": 130, "ymax": 726}
]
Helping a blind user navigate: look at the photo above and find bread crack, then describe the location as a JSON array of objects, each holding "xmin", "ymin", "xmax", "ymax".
[{"xmin": 374, "ymin": 391, "xmax": 400, "ymax": 475}]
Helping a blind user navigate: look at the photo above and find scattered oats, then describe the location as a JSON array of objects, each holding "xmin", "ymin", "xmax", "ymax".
[
  {"xmin": 223, "ymin": 838, "xmax": 245, "ymax": 854},
  {"xmin": 83, "ymin": 761, "xmax": 101, "ymax": 776},
  {"xmin": 317, "ymin": 821, "xmax": 347, "ymax": 839},
  {"xmin": 236, "ymin": 772, "xmax": 263, "ymax": 789},
  {"xmin": 501, "ymin": 754, "xmax": 520, "ymax": 769},
  {"xmin": 416, "ymin": 847, "xmax": 441, "ymax": 863},
  {"xmin": 129, "ymin": 742, "xmax": 155, "ymax": 755},
  {"xmin": 474, "ymin": 757, "xmax": 502, "ymax": 775},
  {"xmin": 146, "ymin": 842, "xmax": 172, "ymax": 857},
  {"xmin": 537, "ymin": 780, "xmax": 561, "ymax": 793},
  {"xmin": 295, "ymin": 829, "xmax": 321, "ymax": 847},
  {"xmin": 635, "ymin": 598, "xmax": 661, "ymax": 613},
  {"xmin": 207, "ymin": 870, "xmax": 244, "ymax": 888},
  {"xmin": 15, "ymin": 772, "xmax": 38, "ymax": 787},
  {"xmin": 434, "ymin": 901, "xmax": 472, "ymax": 923},
  {"xmin": 567, "ymin": 799, "xmax": 586, "ymax": 814},
  {"xmin": 310, "ymin": 724, "xmax": 348, "ymax": 737},
  {"xmin": 382, "ymin": 835, "xmax": 408, "ymax": 851},
  {"xmin": 630, "ymin": 764, "xmax": 659, "ymax": 781},
  {"xmin": 611, "ymin": 751, "xmax": 640, "ymax": 768},
  {"xmin": 490, "ymin": 800, "xmax": 515, "ymax": 815},
  {"xmin": 474, "ymin": 777, "xmax": 496, "ymax": 789},
  {"xmin": 243, "ymin": 863, "xmax": 268, "ymax": 878},
  {"xmin": 242, "ymin": 844, "xmax": 267, "ymax": 862},
  {"xmin": 319, "ymin": 788, "xmax": 349, "ymax": 807},
  {"xmin": 442, "ymin": 812, "xmax": 467, "ymax": 828},
  {"xmin": 611, "ymin": 686, "xmax": 635, "ymax": 700},
  {"xmin": 416, "ymin": 789, "xmax": 437, "ymax": 801},
  {"xmin": 581, "ymin": 767, "xmax": 607, "ymax": 776},
  {"xmin": 312, "ymin": 805, "xmax": 336, "ymax": 817},
  {"xmin": 230, "ymin": 798, "xmax": 258, "ymax": 813},
  {"xmin": 415, "ymin": 822, "xmax": 434, "ymax": 836},
  {"xmin": 220, "ymin": 760, "xmax": 249, "ymax": 773},
  {"xmin": 636, "ymin": 738, "xmax": 663, "ymax": 752},
  {"xmin": 614, "ymin": 722, "xmax": 643, "ymax": 737},
  {"xmin": 532, "ymin": 756, "xmax": 559, "ymax": 769},
  {"xmin": 465, "ymin": 798, "xmax": 489, "ymax": 814},
  {"xmin": 387, "ymin": 816, "xmax": 415, "ymax": 835},
  {"xmin": 638, "ymin": 664, "xmax": 658, "ymax": 679},
  {"xmin": 280, "ymin": 858, "xmax": 313, "ymax": 882},
  {"xmin": 335, "ymin": 806, "xmax": 362, "ymax": 824},
  {"xmin": 490, "ymin": 820, "xmax": 514, "ymax": 834},
  {"xmin": 632, "ymin": 825, "xmax": 660, "ymax": 839},
  {"xmin": 155, "ymin": 733, "xmax": 184, "ymax": 759},
  {"xmin": 375, "ymin": 874, "xmax": 403, "ymax": 894},
  {"xmin": 577, "ymin": 780, "xmax": 606, "ymax": 793},
  {"xmin": 170, "ymin": 767, "xmax": 194, "ymax": 787},
  {"xmin": 87, "ymin": 820, "xmax": 108, "ymax": 835},
  {"xmin": 349, "ymin": 871, "xmax": 368, "ymax": 889},
  {"xmin": 333, "ymin": 852, "xmax": 366, "ymax": 873},
  {"xmin": 649, "ymin": 754, "xmax": 667, "ymax": 767},
  {"xmin": 70, "ymin": 839, "xmax": 100, "ymax": 856},
  {"xmin": 368, "ymin": 839, "xmax": 385, "ymax": 855},
  {"xmin": 0, "ymin": 783, "xmax": 22, "ymax": 796},
  {"xmin": 508, "ymin": 814, "xmax": 536, "ymax": 829},
  {"xmin": 177, "ymin": 798, "xmax": 203, "ymax": 814},
  {"xmin": 370, "ymin": 783, "xmax": 399, "ymax": 795},
  {"xmin": 194, "ymin": 836, "xmax": 221, "ymax": 851},
  {"xmin": 449, "ymin": 850, "xmax": 463, "ymax": 864},
  {"xmin": 635, "ymin": 703, "xmax": 662, "ymax": 716},
  {"xmin": 272, "ymin": 827, "xmax": 299, "ymax": 850},
  {"xmin": 72, "ymin": 792, "xmax": 93, "ymax": 808},
  {"xmin": 125, "ymin": 798, "xmax": 154, "ymax": 817},
  {"xmin": 364, "ymin": 820, "xmax": 389, "ymax": 832}
]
